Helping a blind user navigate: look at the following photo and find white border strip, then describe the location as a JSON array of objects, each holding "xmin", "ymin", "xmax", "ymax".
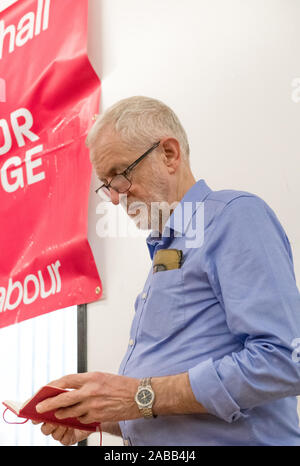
[{"xmin": 0, "ymin": 0, "xmax": 19, "ymax": 13}]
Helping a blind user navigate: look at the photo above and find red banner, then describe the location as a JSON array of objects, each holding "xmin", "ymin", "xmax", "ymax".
[{"xmin": 0, "ymin": 0, "xmax": 102, "ymax": 328}]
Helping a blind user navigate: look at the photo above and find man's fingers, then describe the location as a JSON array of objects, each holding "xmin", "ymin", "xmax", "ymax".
[
  {"xmin": 36, "ymin": 388, "xmax": 85, "ymax": 414},
  {"xmin": 38, "ymin": 422, "xmax": 80, "ymax": 446},
  {"xmin": 51, "ymin": 425, "xmax": 68, "ymax": 441},
  {"xmin": 41, "ymin": 423, "xmax": 57, "ymax": 436},
  {"xmin": 60, "ymin": 428, "xmax": 77, "ymax": 446},
  {"xmin": 55, "ymin": 400, "xmax": 90, "ymax": 420},
  {"xmin": 47, "ymin": 373, "xmax": 88, "ymax": 390},
  {"xmin": 60, "ymin": 428, "xmax": 91, "ymax": 446},
  {"xmin": 77, "ymin": 413, "xmax": 94, "ymax": 424}
]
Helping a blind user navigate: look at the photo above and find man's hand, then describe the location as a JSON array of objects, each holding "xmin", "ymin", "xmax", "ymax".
[
  {"xmin": 35, "ymin": 372, "xmax": 140, "ymax": 424},
  {"xmin": 33, "ymin": 370, "xmax": 206, "ymax": 433},
  {"xmin": 32, "ymin": 421, "xmax": 91, "ymax": 446}
]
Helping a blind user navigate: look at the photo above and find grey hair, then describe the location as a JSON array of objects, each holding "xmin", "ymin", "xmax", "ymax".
[{"xmin": 86, "ymin": 96, "xmax": 190, "ymax": 161}]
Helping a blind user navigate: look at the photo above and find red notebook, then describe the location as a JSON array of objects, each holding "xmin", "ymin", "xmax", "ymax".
[{"xmin": 2, "ymin": 385, "xmax": 100, "ymax": 432}]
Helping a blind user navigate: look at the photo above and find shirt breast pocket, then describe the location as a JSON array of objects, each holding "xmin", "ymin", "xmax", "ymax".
[{"xmin": 140, "ymin": 268, "xmax": 185, "ymax": 340}]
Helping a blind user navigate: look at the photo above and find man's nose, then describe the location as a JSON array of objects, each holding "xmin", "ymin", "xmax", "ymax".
[{"xmin": 110, "ymin": 188, "xmax": 120, "ymax": 205}]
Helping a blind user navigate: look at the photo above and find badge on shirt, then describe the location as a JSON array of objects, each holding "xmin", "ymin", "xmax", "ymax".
[{"xmin": 153, "ymin": 249, "xmax": 183, "ymax": 273}]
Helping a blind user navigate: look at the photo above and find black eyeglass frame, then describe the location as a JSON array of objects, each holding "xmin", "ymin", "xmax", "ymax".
[{"xmin": 95, "ymin": 141, "xmax": 161, "ymax": 195}]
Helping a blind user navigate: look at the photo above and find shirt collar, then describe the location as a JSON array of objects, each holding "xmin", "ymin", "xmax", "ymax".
[{"xmin": 146, "ymin": 179, "xmax": 212, "ymax": 258}]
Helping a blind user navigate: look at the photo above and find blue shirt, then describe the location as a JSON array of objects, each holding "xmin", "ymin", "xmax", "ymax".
[{"xmin": 118, "ymin": 179, "xmax": 300, "ymax": 446}]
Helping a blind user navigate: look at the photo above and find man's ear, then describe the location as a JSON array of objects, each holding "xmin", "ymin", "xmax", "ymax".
[{"xmin": 161, "ymin": 138, "xmax": 181, "ymax": 174}]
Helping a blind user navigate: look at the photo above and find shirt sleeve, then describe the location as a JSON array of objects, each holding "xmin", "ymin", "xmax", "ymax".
[{"xmin": 188, "ymin": 195, "xmax": 300, "ymax": 423}]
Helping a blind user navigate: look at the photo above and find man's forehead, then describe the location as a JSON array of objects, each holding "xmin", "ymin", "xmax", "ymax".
[
  {"xmin": 96, "ymin": 139, "xmax": 127, "ymax": 159},
  {"xmin": 91, "ymin": 138, "xmax": 132, "ymax": 179}
]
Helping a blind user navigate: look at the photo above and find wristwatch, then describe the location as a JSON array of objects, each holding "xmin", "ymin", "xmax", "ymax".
[{"xmin": 134, "ymin": 377, "xmax": 157, "ymax": 419}]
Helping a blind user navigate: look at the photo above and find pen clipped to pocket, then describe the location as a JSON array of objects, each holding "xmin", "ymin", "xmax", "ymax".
[{"xmin": 153, "ymin": 249, "xmax": 183, "ymax": 273}]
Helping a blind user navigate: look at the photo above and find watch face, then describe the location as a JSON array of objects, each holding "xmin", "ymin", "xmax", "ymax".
[{"xmin": 137, "ymin": 388, "xmax": 153, "ymax": 406}]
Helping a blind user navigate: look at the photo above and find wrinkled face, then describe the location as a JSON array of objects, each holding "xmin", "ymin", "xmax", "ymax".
[{"xmin": 90, "ymin": 128, "xmax": 173, "ymax": 230}]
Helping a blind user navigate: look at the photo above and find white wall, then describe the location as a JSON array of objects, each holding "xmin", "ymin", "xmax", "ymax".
[{"xmin": 86, "ymin": 0, "xmax": 300, "ymax": 445}]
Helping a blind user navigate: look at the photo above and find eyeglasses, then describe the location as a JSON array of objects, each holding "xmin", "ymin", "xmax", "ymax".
[{"xmin": 95, "ymin": 141, "xmax": 160, "ymax": 201}]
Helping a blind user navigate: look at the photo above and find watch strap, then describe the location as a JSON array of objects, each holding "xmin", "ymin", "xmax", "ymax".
[
  {"xmin": 141, "ymin": 377, "xmax": 151, "ymax": 388},
  {"xmin": 140, "ymin": 406, "xmax": 154, "ymax": 418},
  {"xmin": 138, "ymin": 377, "xmax": 157, "ymax": 419}
]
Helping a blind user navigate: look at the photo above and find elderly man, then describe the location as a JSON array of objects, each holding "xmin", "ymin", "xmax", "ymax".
[{"xmin": 34, "ymin": 96, "xmax": 300, "ymax": 446}]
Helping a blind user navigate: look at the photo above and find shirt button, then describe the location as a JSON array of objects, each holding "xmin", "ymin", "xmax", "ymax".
[
  {"xmin": 129, "ymin": 338, "xmax": 134, "ymax": 346},
  {"xmin": 142, "ymin": 292, "xmax": 147, "ymax": 300}
]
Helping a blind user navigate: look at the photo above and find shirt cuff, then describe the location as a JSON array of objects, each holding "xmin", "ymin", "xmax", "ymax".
[{"xmin": 188, "ymin": 358, "xmax": 248, "ymax": 423}]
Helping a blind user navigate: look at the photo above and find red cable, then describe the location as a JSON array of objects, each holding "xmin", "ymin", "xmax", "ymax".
[
  {"xmin": 3, "ymin": 408, "xmax": 103, "ymax": 446},
  {"xmin": 2, "ymin": 408, "xmax": 29, "ymax": 424},
  {"xmin": 99, "ymin": 423, "xmax": 102, "ymax": 446}
]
